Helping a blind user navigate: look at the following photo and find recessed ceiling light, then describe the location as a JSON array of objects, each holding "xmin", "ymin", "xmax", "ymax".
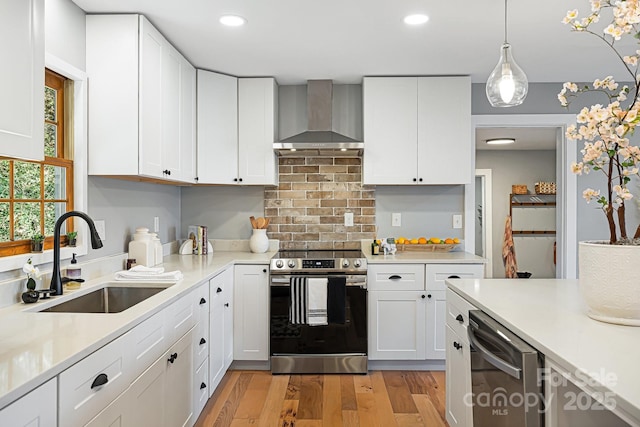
[
  {"xmin": 486, "ymin": 138, "xmax": 516, "ymax": 145},
  {"xmin": 219, "ymin": 15, "xmax": 246, "ymax": 27},
  {"xmin": 404, "ymin": 14, "xmax": 429, "ymax": 25}
]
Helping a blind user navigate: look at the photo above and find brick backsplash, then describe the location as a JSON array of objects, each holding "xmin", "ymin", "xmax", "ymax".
[{"xmin": 265, "ymin": 157, "xmax": 376, "ymax": 250}]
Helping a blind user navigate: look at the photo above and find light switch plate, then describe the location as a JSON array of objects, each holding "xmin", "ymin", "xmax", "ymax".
[
  {"xmin": 153, "ymin": 216, "xmax": 159, "ymax": 232},
  {"xmin": 392, "ymin": 213, "xmax": 401, "ymax": 227},
  {"xmin": 344, "ymin": 212, "xmax": 354, "ymax": 227},
  {"xmin": 453, "ymin": 214, "xmax": 463, "ymax": 229},
  {"xmin": 95, "ymin": 220, "xmax": 106, "ymax": 241}
]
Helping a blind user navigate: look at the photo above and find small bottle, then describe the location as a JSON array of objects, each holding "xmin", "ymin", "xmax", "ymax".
[
  {"xmin": 66, "ymin": 253, "xmax": 82, "ymax": 290},
  {"xmin": 151, "ymin": 233, "xmax": 163, "ymax": 266},
  {"xmin": 371, "ymin": 239, "xmax": 380, "ymax": 255}
]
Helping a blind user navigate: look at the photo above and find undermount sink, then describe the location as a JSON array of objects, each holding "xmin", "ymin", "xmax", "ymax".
[{"xmin": 39, "ymin": 283, "xmax": 174, "ymax": 314}]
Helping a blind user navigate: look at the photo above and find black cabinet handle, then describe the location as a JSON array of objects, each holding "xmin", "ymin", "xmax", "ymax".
[
  {"xmin": 448, "ymin": 275, "xmax": 461, "ymax": 279},
  {"xmin": 200, "ymin": 297, "xmax": 206, "ymax": 305},
  {"xmin": 238, "ymin": 178, "xmax": 243, "ymax": 182},
  {"xmin": 167, "ymin": 170, "xmax": 171, "ymax": 175},
  {"xmin": 200, "ymin": 382, "xmax": 207, "ymax": 390},
  {"xmin": 427, "ymin": 294, "xmax": 432, "ymax": 299},
  {"xmin": 200, "ymin": 338, "xmax": 206, "ymax": 345},
  {"xmin": 412, "ymin": 178, "xmax": 417, "ymax": 182},
  {"xmin": 421, "ymin": 294, "xmax": 426, "ymax": 299},
  {"xmin": 91, "ymin": 373, "xmax": 108, "ymax": 389},
  {"xmin": 233, "ymin": 178, "xmax": 238, "ymax": 182},
  {"xmin": 418, "ymin": 178, "xmax": 423, "ymax": 182},
  {"xmin": 456, "ymin": 314, "xmax": 464, "ymax": 323},
  {"xmin": 389, "ymin": 275, "xmax": 402, "ymax": 280},
  {"xmin": 216, "ymin": 287, "xmax": 222, "ymax": 293},
  {"xmin": 168, "ymin": 352, "xmax": 178, "ymax": 363},
  {"xmin": 453, "ymin": 342, "xmax": 462, "ymax": 350},
  {"xmin": 194, "ymin": 177, "xmax": 199, "ymax": 183},
  {"xmin": 224, "ymin": 303, "xmax": 230, "ymax": 307},
  {"xmin": 263, "ymin": 268, "xmax": 267, "ymax": 273}
]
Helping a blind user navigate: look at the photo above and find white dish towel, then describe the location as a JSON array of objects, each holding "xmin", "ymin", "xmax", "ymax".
[
  {"xmin": 306, "ymin": 278, "xmax": 328, "ymax": 326},
  {"xmin": 115, "ymin": 265, "xmax": 183, "ymax": 282}
]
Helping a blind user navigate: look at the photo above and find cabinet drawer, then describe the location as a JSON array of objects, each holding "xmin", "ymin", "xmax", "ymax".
[
  {"xmin": 167, "ymin": 290, "xmax": 196, "ymax": 343},
  {"xmin": 194, "ymin": 318, "xmax": 209, "ymax": 370},
  {"xmin": 129, "ymin": 309, "xmax": 167, "ymax": 380},
  {"xmin": 194, "ymin": 357, "xmax": 209, "ymax": 419},
  {"xmin": 425, "ymin": 264, "xmax": 483, "ymax": 291},
  {"xmin": 445, "ymin": 288, "xmax": 478, "ymax": 344},
  {"xmin": 59, "ymin": 332, "xmax": 132, "ymax": 427},
  {"xmin": 367, "ymin": 264, "xmax": 425, "ymax": 291},
  {"xmin": 194, "ymin": 282, "xmax": 209, "ymax": 325}
]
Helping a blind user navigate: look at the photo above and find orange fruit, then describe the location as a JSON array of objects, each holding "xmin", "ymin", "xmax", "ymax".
[
  {"xmin": 445, "ymin": 238, "xmax": 454, "ymax": 244},
  {"xmin": 418, "ymin": 237, "xmax": 427, "ymax": 244}
]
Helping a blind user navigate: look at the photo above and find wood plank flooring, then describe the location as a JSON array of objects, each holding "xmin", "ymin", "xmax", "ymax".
[{"xmin": 195, "ymin": 370, "xmax": 449, "ymax": 427}]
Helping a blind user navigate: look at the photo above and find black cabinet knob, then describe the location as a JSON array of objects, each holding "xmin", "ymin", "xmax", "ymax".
[
  {"xmin": 418, "ymin": 178, "xmax": 423, "ymax": 182},
  {"xmin": 412, "ymin": 178, "xmax": 417, "ymax": 182},
  {"xmin": 389, "ymin": 275, "xmax": 402, "ymax": 280},
  {"xmin": 194, "ymin": 177, "xmax": 199, "ymax": 183},
  {"xmin": 233, "ymin": 178, "xmax": 238, "ymax": 182},
  {"xmin": 421, "ymin": 294, "xmax": 426, "ymax": 299},
  {"xmin": 224, "ymin": 303, "xmax": 230, "ymax": 307},
  {"xmin": 455, "ymin": 314, "xmax": 464, "ymax": 323},
  {"xmin": 168, "ymin": 352, "xmax": 178, "ymax": 363},
  {"xmin": 427, "ymin": 294, "xmax": 432, "ymax": 299},
  {"xmin": 216, "ymin": 287, "xmax": 222, "ymax": 293},
  {"xmin": 263, "ymin": 268, "xmax": 267, "ymax": 273},
  {"xmin": 200, "ymin": 297, "xmax": 207, "ymax": 305},
  {"xmin": 200, "ymin": 338, "xmax": 206, "ymax": 345},
  {"xmin": 453, "ymin": 342, "xmax": 462, "ymax": 350},
  {"xmin": 167, "ymin": 170, "xmax": 171, "ymax": 175},
  {"xmin": 238, "ymin": 178, "xmax": 243, "ymax": 182},
  {"xmin": 91, "ymin": 373, "xmax": 108, "ymax": 389},
  {"xmin": 200, "ymin": 382, "xmax": 207, "ymax": 390}
]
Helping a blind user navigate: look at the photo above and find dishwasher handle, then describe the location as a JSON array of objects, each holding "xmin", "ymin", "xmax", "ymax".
[{"xmin": 468, "ymin": 326, "xmax": 522, "ymax": 380}]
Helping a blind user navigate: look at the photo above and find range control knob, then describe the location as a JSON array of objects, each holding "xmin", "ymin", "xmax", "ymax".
[
  {"xmin": 342, "ymin": 259, "xmax": 350, "ymax": 268},
  {"xmin": 353, "ymin": 259, "xmax": 362, "ymax": 268},
  {"xmin": 275, "ymin": 260, "xmax": 284, "ymax": 268},
  {"xmin": 287, "ymin": 260, "xmax": 296, "ymax": 268}
]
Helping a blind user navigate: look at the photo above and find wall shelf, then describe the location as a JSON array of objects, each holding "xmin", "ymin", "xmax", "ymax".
[{"xmin": 509, "ymin": 193, "xmax": 556, "ymax": 235}]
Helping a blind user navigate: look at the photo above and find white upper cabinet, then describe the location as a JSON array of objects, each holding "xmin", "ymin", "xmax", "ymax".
[
  {"xmin": 196, "ymin": 70, "xmax": 238, "ymax": 184},
  {"xmin": 363, "ymin": 76, "xmax": 472, "ymax": 185},
  {"xmin": 237, "ymin": 78, "xmax": 279, "ymax": 185},
  {"xmin": 87, "ymin": 15, "xmax": 197, "ymax": 183},
  {"xmin": 0, "ymin": 0, "xmax": 44, "ymax": 161}
]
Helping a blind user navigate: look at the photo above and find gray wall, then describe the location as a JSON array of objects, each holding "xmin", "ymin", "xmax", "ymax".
[
  {"xmin": 476, "ymin": 150, "xmax": 556, "ymax": 277},
  {"xmin": 180, "ymin": 186, "xmax": 265, "ymax": 241},
  {"xmin": 375, "ymin": 186, "xmax": 464, "ymax": 243},
  {"xmin": 87, "ymin": 178, "xmax": 181, "ymax": 259}
]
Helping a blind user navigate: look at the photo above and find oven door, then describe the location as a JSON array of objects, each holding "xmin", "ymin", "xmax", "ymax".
[{"xmin": 269, "ymin": 274, "xmax": 367, "ymax": 356}]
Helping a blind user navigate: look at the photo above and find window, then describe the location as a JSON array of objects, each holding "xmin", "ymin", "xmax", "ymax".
[{"xmin": 0, "ymin": 69, "xmax": 74, "ymax": 256}]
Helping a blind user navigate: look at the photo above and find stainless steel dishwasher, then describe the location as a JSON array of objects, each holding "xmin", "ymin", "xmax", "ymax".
[{"xmin": 468, "ymin": 310, "xmax": 544, "ymax": 427}]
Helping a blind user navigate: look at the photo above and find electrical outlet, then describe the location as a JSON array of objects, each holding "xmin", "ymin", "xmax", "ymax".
[
  {"xmin": 453, "ymin": 214, "xmax": 463, "ymax": 229},
  {"xmin": 154, "ymin": 216, "xmax": 159, "ymax": 233},
  {"xmin": 95, "ymin": 220, "xmax": 106, "ymax": 241},
  {"xmin": 392, "ymin": 213, "xmax": 402, "ymax": 227},
  {"xmin": 344, "ymin": 212, "xmax": 354, "ymax": 227}
]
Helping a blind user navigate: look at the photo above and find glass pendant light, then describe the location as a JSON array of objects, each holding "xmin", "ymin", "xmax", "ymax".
[{"xmin": 486, "ymin": 0, "xmax": 528, "ymax": 107}]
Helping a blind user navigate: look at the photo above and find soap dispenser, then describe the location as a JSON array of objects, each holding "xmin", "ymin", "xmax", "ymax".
[{"xmin": 66, "ymin": 253, "xmax": 82, "ymax": 289}]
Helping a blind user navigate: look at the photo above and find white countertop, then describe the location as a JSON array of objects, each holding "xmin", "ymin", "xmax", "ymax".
[
  {"xmin": 447, "ymin": 278, "xmax": 640, "ymax": 424},
  {"xmin": 364, "ymin": 250, "xmax": 486, "ymax": 264},
  {"xmin": 0, "ymin": 251, "xmax": 275, "ymax": 409}
]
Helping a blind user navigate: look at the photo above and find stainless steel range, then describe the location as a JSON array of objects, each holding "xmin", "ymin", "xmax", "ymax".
[{"xmin": 269, "ymin": 250, "xmax": 368, "ymax": 374}]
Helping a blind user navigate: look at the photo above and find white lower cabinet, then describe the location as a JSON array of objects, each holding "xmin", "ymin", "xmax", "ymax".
[
  {"xmin": 233, "ymin": 265, "xmax": 269, "ymax": 361},
  {"xmin": 210, "ymin": 267, "xmax": 234, "ymax": 393},
  {"xmin": 0, "ymin": 378, "xmax": 56, "ymax": 427},
  {"xmin": 445, "ymin": 325, "xmax": 472, "ymax": 427},
  {"xmin": 425, "ymin": 290, "xmax": 447, "ymax": 359}
]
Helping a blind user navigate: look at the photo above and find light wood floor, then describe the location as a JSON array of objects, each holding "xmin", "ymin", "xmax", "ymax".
[{"xmin": 194, "ymin": 370, "xmax": 449, "ymax": 427}]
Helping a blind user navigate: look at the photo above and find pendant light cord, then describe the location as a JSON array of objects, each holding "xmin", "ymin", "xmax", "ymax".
[{"xmin": 504, "ymin": 0, "xmax": 508, "ymax": 44}]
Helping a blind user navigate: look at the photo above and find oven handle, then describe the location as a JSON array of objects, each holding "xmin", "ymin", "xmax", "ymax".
[
  {"xmin": 468, "ymin": 325, "xmax": 522, "ymax": 380},
  {"xmin": 270, "ymin": 276, "xmax": 367, "ymax": 287}
]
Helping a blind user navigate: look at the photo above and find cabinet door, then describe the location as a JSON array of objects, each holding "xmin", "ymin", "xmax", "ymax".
[
  {"xmin": 197, "ymin": 70, "xmax": 238, "ymax": 184},
  {"xmin": 160, "ymin": 42, "xmax": 181, "ymax": 179},
  {"xmin": 237, "ymin": 78, "xmax": 278, "ymax": 185},
  {"xmin": 417, "ymin": 76, "xmax": 472, "ymax": 184},
  {"xmin": 425, "ymin": 290, "xmax": 447, "ymax": 360},
  {"xmin": 368, "ymin": 290, "xmax": 426, "ymax": 360},
  {"xmin": 0, "ymin": 0, "xmax": 44, "ymax": 161},
  {"xmin": 223, "ymin": 275, "xmax": 234, "ymax": 369},
  {"xmin": 165, "ymin": 329, "xmax": 194, "ymax": 427},
  {"xmin": 209, "ymin": 273, "xmax": 225, "ymax": 393},
  {"xmin": 234, "ymin": 265, "xmax": 269, "ymax": 360},
  {"xmin": 0, "ymin": 378, "xmax": 56, "ymax": 427},
  {"xmin": 138, "ymin": 16, "xmax": 164, "ymax": 178},
  {"xmin": 179, "ymin": 56, "xmax": 197, "ymax": 183},
  {"xmin": 362, "ymin": 77, "xmax": 418, "ymax": 185},
  {"xmin": 445, "ymin": 325, "xmax": 472, "ymax": 427},
  {"xmin": 193, "ymin": 357, "xmax": 209, "ymax": 419},
  {"xmin": 126, "ymin": 345, "xmax": 166, "ymax": 427}
]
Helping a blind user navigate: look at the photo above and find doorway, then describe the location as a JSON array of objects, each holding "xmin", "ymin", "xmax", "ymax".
[
  {"xmin": 465, "ymin": 115, "xmax": 577, "ymax": 279},
  {"xmin": 475, "ymin": 169, "xmax": 493, "ymax": 278}
]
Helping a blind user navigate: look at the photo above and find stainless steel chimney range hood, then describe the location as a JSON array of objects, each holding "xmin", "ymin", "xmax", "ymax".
[{"xmin": 274, "ymin": 80, "xmax": 364, "ymax": 157}]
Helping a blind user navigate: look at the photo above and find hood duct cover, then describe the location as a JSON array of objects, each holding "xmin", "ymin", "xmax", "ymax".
[{"xmin": 274, "ymin": 80, "xmax": 363, "ymax": 156}]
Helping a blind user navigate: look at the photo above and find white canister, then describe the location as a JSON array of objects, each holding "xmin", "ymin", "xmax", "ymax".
[
  {"xmin": 128, "ymin": 228, "xmax": 154, "ymax": 267},
  {"xmin": 151, "ymin": 233, "xmax": 163, "ymax": 265}
]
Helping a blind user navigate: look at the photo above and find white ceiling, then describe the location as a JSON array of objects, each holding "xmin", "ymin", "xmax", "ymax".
[{"xmin": 71, "ymin": 0, "xmax": 631, "ymax": 85}]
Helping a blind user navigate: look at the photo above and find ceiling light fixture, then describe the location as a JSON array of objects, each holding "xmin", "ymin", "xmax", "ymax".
[
  {"xmin": 486, "ymin": 138, "xmax": 516, "ymax": 145},
  {"xmin": 485, "ymin": 0, "xmax": 528, "ymax": 107},
  {"xmin": 219, "ymin": 15, "xmax": 246, "ymax": 27},
  {"xmin": 404, "ymin": 14, "xmax": 429, "ymax": 25}
]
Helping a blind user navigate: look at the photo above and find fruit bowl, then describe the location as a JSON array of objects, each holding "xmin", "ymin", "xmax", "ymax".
[{"xmin": 397, "ymin": 243, "xmax": 458, "ymax": 252}]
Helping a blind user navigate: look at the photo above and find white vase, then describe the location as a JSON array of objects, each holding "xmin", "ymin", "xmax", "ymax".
[
  {"xmin": 579, "ymin": 241, "xmax": 640, "ymax": 326},
  {"xmin": 249, "ymin": 229, "xmax": 269, "ymax": 254}
]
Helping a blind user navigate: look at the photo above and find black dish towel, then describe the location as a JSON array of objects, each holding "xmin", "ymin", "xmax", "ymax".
[
  {"xmin": 327, "ymin": 276, "xmax": 346, "ymax": 324},
  {"xmin": 289, "ymin": 276, "xmax": 307, "ymax": 324}
]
